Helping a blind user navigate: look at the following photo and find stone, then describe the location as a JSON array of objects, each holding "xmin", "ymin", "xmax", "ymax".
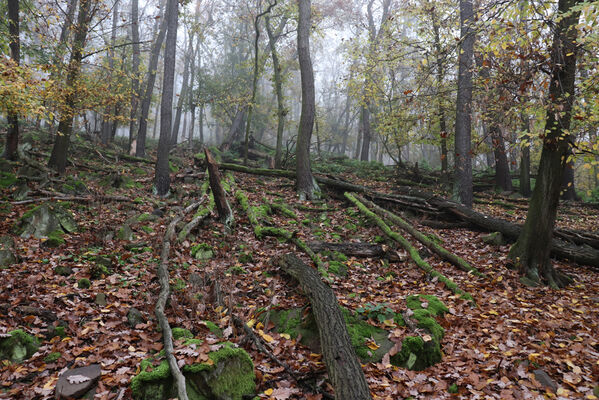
[
  {"xmin": 533, "ymin": 369, "xmax": 557, "ymax": 392},
  {"xmin": 16, "ymin": 203, "xmax": 77, "ymax": 239},
  {"xmin": 54, "ymin": 266, "xmax": 73, "ymax": 276},
  {"xmin": 127, "ymin": 307, "xmax": 145, "ymax": 328},
  {"xmin": 151, "ymin": 208, "xmax": 164, "ymax": 217},
  {"xmin": 55, "ymin": 364, "xmax": 101, "ymax": 400},
  {"xmin": 94, "ymin": 293, "xmax": 107, "ymax": 306},
  {"xmin": 117, "ymin": 224, "xmax": 135, "ymax": 241},
  {"xmin": 481, "ymin": 232, "xmax": 505, "ymax": 246},
  {"xmin": 0, "ymin": 235, "xmax": 18, "ymax": 268},
  {"xmin": 0, "ymin": 329, "xmax": 40, "ymax": 363}
]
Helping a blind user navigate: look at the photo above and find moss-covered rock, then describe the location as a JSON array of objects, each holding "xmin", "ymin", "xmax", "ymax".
[
  {"xmin": 0, "ymin": 171, "xmax": 17, "ymax": 188},
  {"xmin": 0, "ymin": 329, "xmax": 40, "ymax": 363},
  {"xmin": 172, "ymin": 328, "xmax": 193, "ymax": 340},
  {"xmin": 78, "ymin": 278, "xmax": 91, "ymax": 289},
  {"xmin": 328, "ymin": 261, "xmax": 347, "ymax": 277},
  {"xmin": 343, "ymin": 309, "xmax": 393, "ymax": 363},
  {"xmin": 43, "ymin": 230, "xmax": 65, "ymax": 247},
  {"xmin": 203, "ymin": 321, "xmax": 223, "ymax": 337},
  {"xmin": 89, "ymin": 263, "xmax": 111, "ymax": 280},
  {"xmin": 117, "ymin": 224, "xmax": 135, "ymax": 241},
  {"xmin": 405, "ymin": 294, "xmax": 449, "ymax": 316},
  {"xmin": 16, "ymin": 203, "xmax": 77, "ymax": 239},
  {"xmin": 44, "ymin": 352, "xmax": 61, "ymax": 363},
  {"xmin": 0, "ymin": 235, "xmax": 18, "ymax": 267},
  {"xmin": 391, "ymin": 336, "xmax": 442, "ymax": 371},
  {"xmin": 481, "ymin": 231, "xmax": 505, "ymax": 246},
  {"xmin": 191, "ymin": 243, "xmax": 213, "ymax": 260},
  {"xmin": 130, "ymin": 343, "xmax": 255, "ymax": 400}
]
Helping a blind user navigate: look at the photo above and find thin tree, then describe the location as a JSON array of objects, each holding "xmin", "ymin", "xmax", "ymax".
[
  {"xmin": 128, "ymin": 0, "xmax": 141, "ymax": 152},
  {"xmin": 136, "ymin": 1, "xmax": 168, "ymax": 157},
  {"xmin": 3, "ymin": 0, "xmax": 20, "ymax": 160},
  {"xmin": 48, "ymin": 0, "xmax": 96, "ymax": 173},
  {"xmin": 154, "ymin": 0, "xmax": 179, "ymax": 196},
  {"xmin": 508, "ymin": 0, "xmax": 582, "ymax": 288},
  {"xmin": 266, "ymin": 13, "xmax": 286, "ymax": 168},
  {"xmin": 453, "ymin": 0, "xmax": 475, "ymax": 207},
  {"xmin": 171, "ymin": 35, "xmax": 192, "ymax": 147},
  {"xmin": 101, "ymin": 0, "xmax": 119, "ymax": 145},
  {"xmin": 296, "ymin": 0, "xmax": 318, "ymax": 200}
]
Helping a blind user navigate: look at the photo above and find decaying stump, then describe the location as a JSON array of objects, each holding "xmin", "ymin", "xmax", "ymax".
[
  {"xmin": 204, "ymin": 148, "xmax": 234, "ymax": 229},
  {"xmin": 275, "ymin": 254, "xmax": 371, "ymax": 400}
]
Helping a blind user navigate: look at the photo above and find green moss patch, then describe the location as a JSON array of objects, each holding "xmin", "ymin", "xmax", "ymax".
[
  {"xmin": 191, "ymin": 243, "xmax": 213, "ymax": 260},
  {"xmin": 0, "ymin": 329, "xmax": 40, "ymax": 363},
  {"xmin": 44, "ymin": 352, "xmax": 61, "ymax": 363},
  {"xmin": 406, "ymin": 294, "xmax": 448, "ymax": 316},
  {"xmin": 0, "ymin": 172, "xmax": 17, "ymax": 188}
]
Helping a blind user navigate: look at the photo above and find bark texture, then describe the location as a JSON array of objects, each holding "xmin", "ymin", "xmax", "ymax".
[
  {"xmin": 4, "ymin": 0, "xmax": 20, "ymax": 160},
  {"xmin": 154, "ymin": 0, "xmax": 178, "ymax": 196},
  {"xmin": 508, "ymin": 0, "xmax": 582, "ymax": 287},
  {"xmin": 275, "ymin": 254, "xmax": 371, "ymax": 400},
  {"xmin": 454, "ymin": 0, "xmax": 475, "ymax": 207}
]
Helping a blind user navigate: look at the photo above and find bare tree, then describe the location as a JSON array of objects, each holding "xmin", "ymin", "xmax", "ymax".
[
  {"xmin": 128, "ymin": 0, "xmax": 141, "ymax": 151},
  {"xmin": 3, "ymin": 0, "xmax": 20, "ymax": 160}
]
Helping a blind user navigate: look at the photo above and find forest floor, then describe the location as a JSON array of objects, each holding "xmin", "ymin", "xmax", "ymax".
[{"xmin": 1, "ymin": 137, "xmax": 598, "ymax": 400}]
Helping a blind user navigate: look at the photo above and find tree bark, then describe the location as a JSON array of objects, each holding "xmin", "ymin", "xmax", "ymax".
[
  {"xmin": 154, "ymin": 0, "xmax": 178, "ymax": 196},
  {"xmin": 128, "ymin": 0, "xmax": 141, "ymax": 151},
  {"xmin": 454, "ymin": 0, "xmax": 475, "ymax": 207},
  {"xmin": 508, "ymin": 0, "xmax": 582, "ymax": 288},
  {"xmin": 48, "ymin": 0, "xmax": 95, "ymax": 174},
  {"xmin": 171, "ymin": 37, "xmax": 192, "ymax": 147},
  {"xmin": 136, "ymin": 2, "xmax": 168, "ymax": 157},
  {"xmin": 296, "ymin": 0, "xmax": 318, "ymax": 200},
  {"xmin": 101, "ymin": 0, "xmax": 119, "ymax": 145},
  {"xmin": 275, "ymin": 254, "xmax": 371, "ymax": 400},
  {"xmin": 3, "ymin": 0, "xmax": 20, "ymax": 161},
  {"xmin": 359, "ymin": 106, "xmax": 371, "ymax": 161},
  {"xmin": 491, "ymin": 125, "xmax": 513, "ymax": 192},
  {"xmin": 519, "ymin": 114, "xmax": 531, "ymax": 197},
  {"xmin": 561, "ymin": 146, "xmax": 577, "ymax": 200},
  {"xmin": 204, "ymin": 148, "xmax": 233, "ymax": 227},
  {"xmin": 266, "ymin": 14, "xmax": 286, "ymax": 169}
]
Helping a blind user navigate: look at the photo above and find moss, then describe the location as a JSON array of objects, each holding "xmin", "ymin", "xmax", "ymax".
[
  {"xmin": 390, "ymin": 335, "xmax": 442, "ymax": 371},
  {"xmin": 191, "ymin": 243, "xmax": 213, "ymax": 260},
  {"xmin": 269, "ymin": 202, "xmax": 297, "ymax": 219},
  {"xmin": 203, "ymin": 321, "xmax": 222, "ymax": 337},
  {"xmin": 0, "ymin": 329, "xmax": 40, "ymax": 363},
  {"xmin": 54, "ymin": 266, "xmax": 72, "ymax": 276},
  {"xmin": 0, "ymin": 172, "xmax": 17, "ymax": 188},
  {"xmin": 137, "ymin": 213, "xmax": 154, "ymax": 222},
  {"xmin": 406, "ymin": 295, "xmax": 448, "ymax": 316},
  {"xmin": 130, "ymin": 359, "xmax": 172, "ymax": 400},
  {"xmin": 78, "ymin": 278, "xmax": 91, "ymax": 289},
  {"xmin": 44, "ymin": 231, "xmax": 66, "ymax": 248},
  {"xmin": 448, "ymin": 383, "xmax": 458, "ymax": 394},
  {"xmin": 89, "ymin": 263, "xmax": 110, "ymax": 280},
  {"xmin": 412, "ymin": 309, "xmax": 445, "ymax": 343},
  {"xmin": 328, "ymin": 261, "xmax": 347, "ymax": 277},
  {"xmin": 44, "ymin": 352, "xmax": 61, "ymax": 363},
  {"xmin": 226, "ymin": 266, "xmax": 246, "ymax": 275},
  {"xmin": 171, "ymin": 278, "xmax": 186, "ymax": 291},
  {"xmin": 333, "ymin": 251, "xmax": 348, "ymax": 262},
  {"xmin": 49, "ymin": 326, "xmax": 66, "ymax": 338},
  {"xmin": 141, "ymin": 225, "xmax": 154, "ymax": 234},
  {"xmin": 238, "ymin": 252, "xmax": 253, "ymax": 263},
  {"xmin": 342, "ymin": 308, "xmax": 393, "ymax": 362},
  {"xmin": 172, "ymin": 328, "xmax": 193, "ymax": 340}
]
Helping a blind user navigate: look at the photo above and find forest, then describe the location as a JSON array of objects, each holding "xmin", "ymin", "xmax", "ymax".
[{"xmin": 1, "ymin": 0, "xmax": 599, "ymax": 398}]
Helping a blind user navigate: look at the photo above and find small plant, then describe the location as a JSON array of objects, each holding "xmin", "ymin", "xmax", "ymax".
[
  {"xmin": 78, "ymin": 278, "xmax": 91, "ymax": 289},
  {"xmin": 355, "ymin": 302, "xmax": 395, "ymax": 323}
]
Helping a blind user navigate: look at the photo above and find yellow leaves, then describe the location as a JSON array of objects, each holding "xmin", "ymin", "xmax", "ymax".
[
  {"xmin": 280, "ymin": 333, "xmax": 291, "ymax": 340},
  {"xmin": 488, "ymin": 310, "xmax": 499, "ymax": 316},
  {"xmin": 259, "ymin": 330, "xmax": 274, "ymax": 343},
  {"xmin": 264, "ymin": 388, "xmax": 274, "ymax": 396}
]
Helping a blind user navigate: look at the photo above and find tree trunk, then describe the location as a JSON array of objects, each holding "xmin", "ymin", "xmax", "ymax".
[
  {"xmin": 296, "ymin": 0, "xmax": 318, "ymax": 200},
  {"xmin": 3, "ymin": 0, "xmax": 20, "ymax": 161},
  {"xmin": 128, "ymin": 0, "xmax": 140, "ymax": 152},
  {"xmin": 266, "ymin": 15, "xmax": 286, "ymax": 169},
  {"xmin": 360, "ymin": 105, "xmax": 371, "ymax": 162},
  {"xmin": 561, "ymin": 146, "xmax": 577, "ymax": 200},
  {"xmin": 491, "ymin": 125, "xmax": 512, "ymax": 191},
  {"xmin": 430, "ymin": 7, "xmax": 447, "ymax": 175},
  {"xmin": 519, "ymin": 115, "xmax": 531, "ymax": 197},
  {"xmin": 508, "ymin": 0, "xmax": 582, "ymax": 288},
  {"xmin": 275, "ymin": 254, "xmax": 371, "ymax": 400},
  {"xmin": 204, "ymin": 148, "xmax": 234, "ymax": 227},
  {"xmin": 48, "ymin": 0, "xmax": 94, "ymax": 174},
  {"xmin": 454, "ymin": 0, "xmax": 475, "ymax": 207},
  {"xmin": 154, "ymin": 0, "xmax": 178, "ymax": 196},
  {"xmin": 354, "ymin": 109, "xmax": 363, "ymax": 160},
  {"xmin": 101, "ymin": 0, "xmax": 119, "ymax": 145},
  {"xmin": 136, "ymin": 3, "xmax": 168, "ymax": 157},
  {"xmin": 171, "ymin": 38, "xmax": 192, "ymax": 147}
]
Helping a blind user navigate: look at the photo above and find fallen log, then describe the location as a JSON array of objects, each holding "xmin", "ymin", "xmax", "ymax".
[
  {"xmin": 212, "ymin": 162, "xmax": 599, "ymax": 267},
  {"xmin": 307, "ymin": 241, "xmax": 400, "ymax": 261},
  {"xmin": 11, "ymin": 194, "xmax": 131, "ymax": 205},
  {"xmin": 155, "ymin": 201, "xmax": 202, "ymax": 400},
  {"xmin": 345, "ymin": 192, "xmax": 474, "ymax": 301},
  {"xmin": 275, "ymin": 254, "xmax": 371, "ymax": 400},
  {"xmin": 355, "ymin": 194, "xmax": 485, "ymax": 277}
]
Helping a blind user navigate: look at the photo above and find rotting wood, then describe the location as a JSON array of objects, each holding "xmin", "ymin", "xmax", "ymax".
[
  {"xmin": 204, "ymin": 148, "xmax": 234, "ymax": 230},
  {"xmin": 275, "ymin": 253, "xmax": 372, "ymax": 400},
  {"xmin": 345, "ymin": 192, "xmax": 474, "ymax": 302},
  {"xmin": 355, "ymin": 194, "xmax": 485, "ymax": 277},
  {"xmin": 307, "ymin": 241, "xmax": 400, "ymax": 261},
  {"xmin": 213, "ymin": 162, "xmax": 599, "ymax": 267},
  {"xmin": 155, "ymin": 200, "xmax": 202, "ymax": 400}
]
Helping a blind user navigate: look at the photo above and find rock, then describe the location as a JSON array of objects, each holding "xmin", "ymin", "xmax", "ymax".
[
  {"xmin": 55, "ymin": 364, "xmax": 101, "ymax": 400},
  {"xmin": 131, "ymin": 343, "xmax": 255, "ymax": 400},
  {"xmin": 533, "ymin": 369, "xmax": 557, "ymax": 392},
  {"xmin": 116, "ymin": 224, "xmax": 135, "ymax": 241},
  {"xmin": 0, "ymin": 235, "xmax": 18, "ymax": 268},
  {"xmin": 481, "ymin": 232, "xmax": 505, "ymax": 246},
  {"xmin": 54, "ymin": 265, "xmax": 73, "ymax": 276},
  {"xmin": 191, "ymin": 243, "xmax": 213, "ymax": 260},
  {"xmin": 77, "ymin": 278, "xmax": 91, "ymax": 289},
  {"xmin": 42, "ymin": 230, "xmax": 66, "ymax": 248},
  {"xmin": 94, "ymin": 293, "xmax": 107, "ymax": 306},
  {"xmin": 151, "ymin": 208, "xmax": 164, "ymax": 217},
  {"xmin": 16, "ymin": 203, "xmax": 77, "ymax": 239},
  {"xmin": 0, "ymin": 329, "xmax": 40, "ymax": 363},
  {"xmin": 127, "ymin": 308, "xmax": 145, "ymax": 328}
]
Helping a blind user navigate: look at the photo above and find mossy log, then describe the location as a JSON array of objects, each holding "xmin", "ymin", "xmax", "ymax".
[
  {"xmin": 345, "ymin": 193, "xmax": 474, "ymax": 302},
  {"xmin": 307, "ymin": 241, "xmax": 400, "ymax": 261},
  {"xmin": 275, "ymin": 254, "xmax": 371, "ymax": 400},
  {"xmin": 154, "ymin": 201, "xmax": 203, "ymax": 400},
  {"xmin": 355, "ymin": 194, "xmax": 485, "ymax": 277}
]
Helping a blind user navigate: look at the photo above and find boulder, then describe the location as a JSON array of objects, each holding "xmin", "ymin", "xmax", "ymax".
[
  {"xmin": 117, "ymin": 224, "xmax": 135, "ymax": 241},
  {"xmin": 0, "ymin": 329, "xmax": 40, "ymax": 363},
  {"xmin": 55, "ymin": 364, "xmax": 101, "ymax": 400},
  {"xmin": 191, "ymin": 243, "xmax": 213, "ymax": 260},
  {"xmin": 131, "ymin": 342, "xmax": 255, "ymax": 400},
  {"xmin": 127, "ymin": 308, "xmax": 145, "ymax": 328},
  {"xmin": 16, "ymin": 203, "xmax": 77, "ymax": 239},
  {"xmin": 0, "ymin": 235, "xmax": 18, "ymax": 268}
]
